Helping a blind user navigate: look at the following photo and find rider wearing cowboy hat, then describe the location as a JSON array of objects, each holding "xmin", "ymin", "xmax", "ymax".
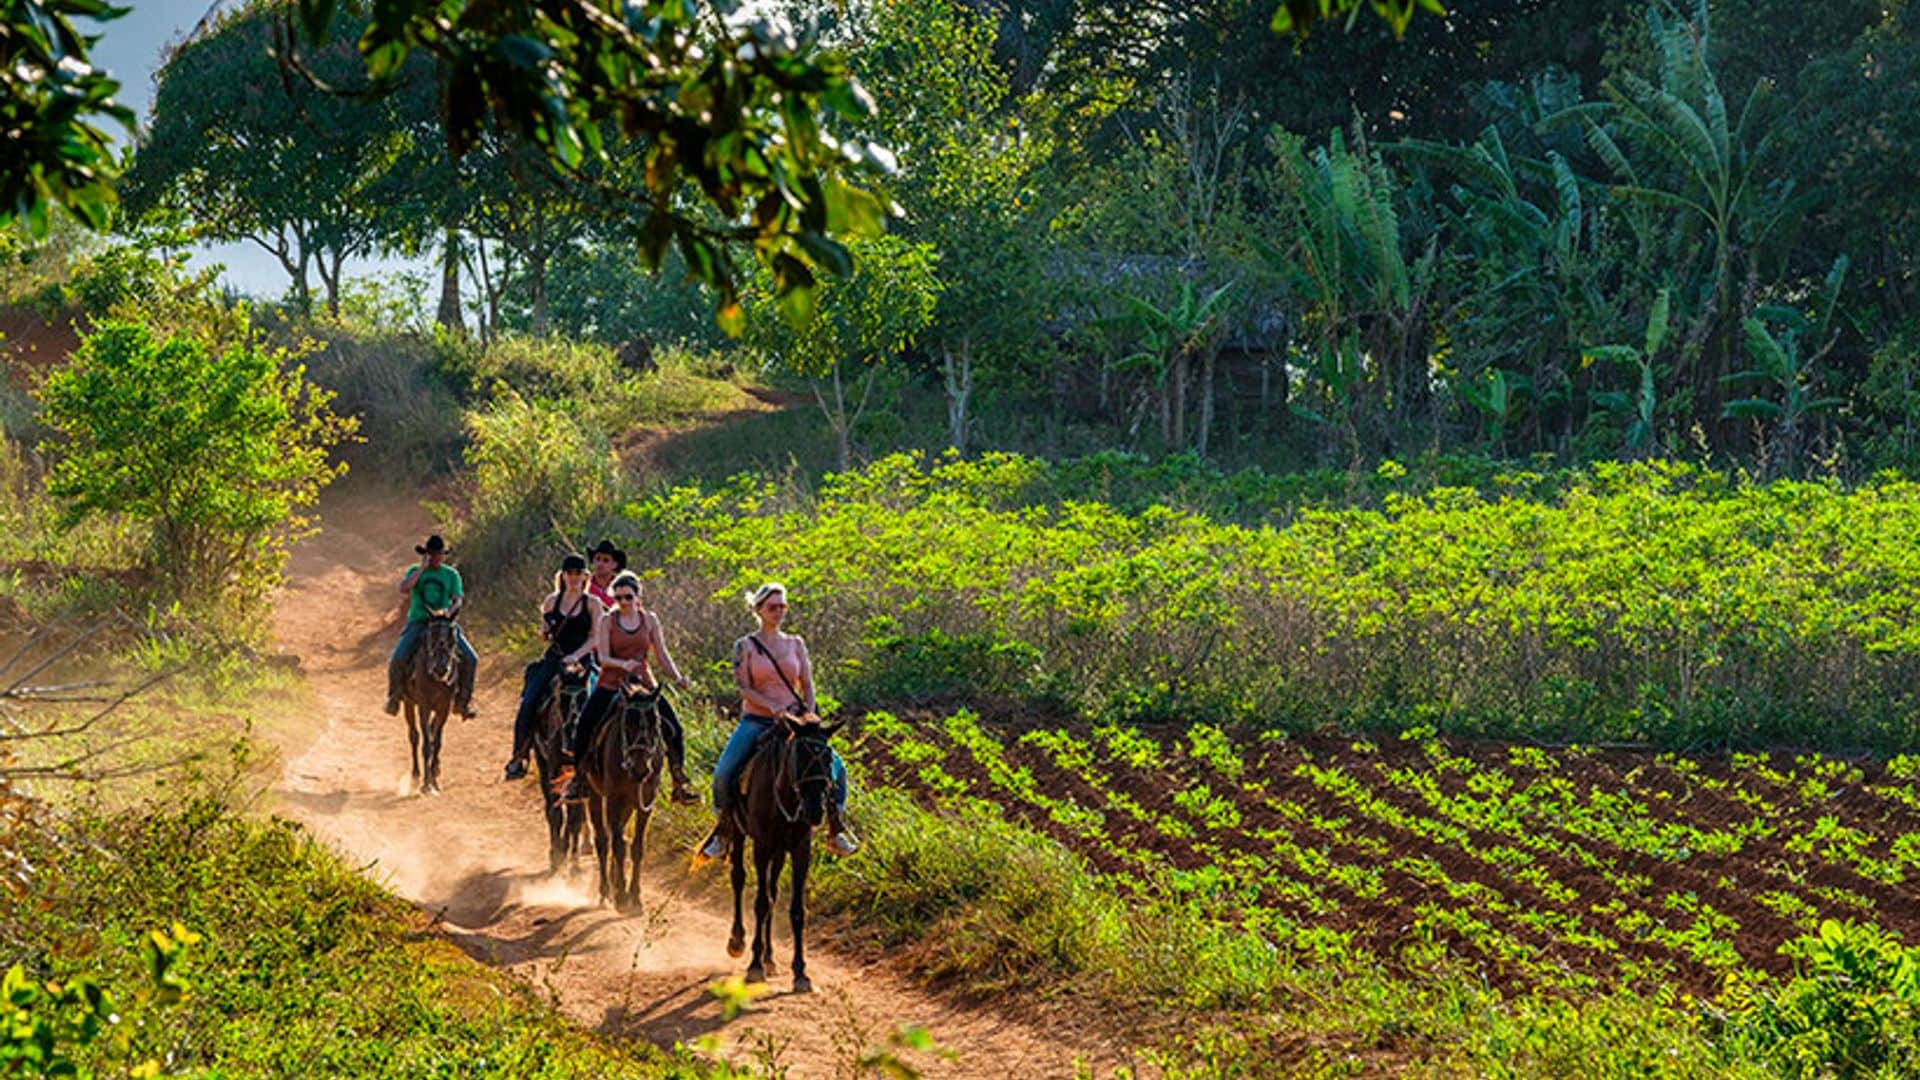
[
  {"xmin": 585, "ymin": 538, "xmax": 626, "ymax": 608},
  {"xmin": 386, "ymin": 534, "xmax": 479, "ymax": 718}
]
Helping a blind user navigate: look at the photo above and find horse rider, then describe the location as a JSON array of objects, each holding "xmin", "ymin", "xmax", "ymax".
[
  {"xmin": 503, "ymin": 552, "xmax": 603, "ymax": 781},
  {"xmin": 385, "ymin": 534, "xmax": 478, "ymax": 718},
  {"xmin": 697, "ymin": 582, "xmax": 858, "ymax": 861},
  {"xmin": 562, "ymin": 569, "xmax": 701, "ymax": 805},
  {"xmin": 585, "ymin": 538, "xmax": 625, "ymax": 608}
]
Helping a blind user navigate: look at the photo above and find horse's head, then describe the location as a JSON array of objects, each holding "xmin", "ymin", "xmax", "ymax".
[
  {"xmin": 617, "ymin": 686, "xmax": 663, "ymax": 778},
  {"xmin": 786, "ymin": 719, "xmax": 843, "ymax": 829},
  {"xmin": 422, "ymin": 611, "xmax": 458, "ymax": 686}
]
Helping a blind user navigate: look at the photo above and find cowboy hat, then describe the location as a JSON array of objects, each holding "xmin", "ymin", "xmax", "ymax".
[
  {"xmin": 588, "ymin": 538, "xmax": 627, "ymax": 570},
  {"xmin": 415, "ymin": 534, "xmax": 451, "ymax": 555}
]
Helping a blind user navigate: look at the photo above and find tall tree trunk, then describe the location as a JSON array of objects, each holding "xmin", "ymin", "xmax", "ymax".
[
  {"xmin": 1196, "ymin": 343, "xmax": 1217, "ymax": 459},
  {"xmin": 436, "ymin": 230, "xmax": 465, "ymax": 334},
  {"xmin": 1170, "ymin": 349, "xmax": 1188, "ymax": 451},
  {"xmin": 943, "ymin": 339, "xmax": 973, "ymax": 456},
  {"xmin": 318, "ymin": 248, "xmax": 344, "ymax": 317},
  {"xmin": 529, "ymin": 215, "xmax": 550, "ymax": 337}
]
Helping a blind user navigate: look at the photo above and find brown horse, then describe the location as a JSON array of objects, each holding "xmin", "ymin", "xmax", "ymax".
[
  {"xmin": 533, "ymin": 663, "xmax": 590, "ymax": 874},
  {"xmin": 726, "ymin": 717, "xmax": 843, "ymax": 993},
  {"xmin": 582, "ymin": 684, "xmax": 665, "ymax": 910},
  {"xmin": 400, "ymin": 610, "xmax": 460, "ymax": 794}
]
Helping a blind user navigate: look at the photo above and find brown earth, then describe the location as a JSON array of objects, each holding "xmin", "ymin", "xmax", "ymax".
[{"xmin": 267, "ymin": 487, "xmax": 1141, "ymax": 1079}]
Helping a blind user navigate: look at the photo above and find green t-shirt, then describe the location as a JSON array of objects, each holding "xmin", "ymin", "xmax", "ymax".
[{"xmin": 406, "ymin": 563, "xmax": 464, "ymax": 621}]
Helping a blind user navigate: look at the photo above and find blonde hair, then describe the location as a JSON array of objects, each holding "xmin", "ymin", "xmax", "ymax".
[{"xmin": 746, "ymin": 581, "xmax": 787, "ymax": 611}]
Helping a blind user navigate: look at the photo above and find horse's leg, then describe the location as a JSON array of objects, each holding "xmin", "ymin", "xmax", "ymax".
[
  {"xmin": 588, "ymin": 792, "xmax": 614, "ymax": 906},
  {"xmin": 405, "ymin": 703, "xmax": 421, "ymax": 789},
  {"xmin": 747, "ymin": 842, "xmax": 773, "ymax": 983},
  {"xmin": 789, "ymin": 835, "xmax": 812, "ymax": 993},
  {"xmin": 727, "ymin": 838, "xmax": 747, "ymax": 958},
  {"xmin": 609, "ymin": 793, "xmax": 635, "ymax": 912},
  {"xmin": 425, "ymin": 704, "xmax": 446, "ymax": 794},
  {"xmin": 752, "ymin": 845, "xmax": 775, "ymax": 980}
]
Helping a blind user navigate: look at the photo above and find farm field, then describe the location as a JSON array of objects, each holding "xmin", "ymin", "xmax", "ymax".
[{"xmin": 856, "ymin": 710, "xmax": 1920, "ymax": 1000}]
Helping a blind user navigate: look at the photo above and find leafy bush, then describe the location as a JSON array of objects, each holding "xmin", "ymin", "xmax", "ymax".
[
  {"xmin": 630, "ymin": 451, "xmax": 1920, "ymax": 749},
  {"xmin": 435, "ymin": 332, "xmax": 754, "ymax": 437},
  {"xmin": 35, "ymin": 321, "xmax": 355, "ymax": 624},
  {"xmin": 453, "ymin": 390, "xmax": 621, "ymax": 596},
  {"xmin": 297, "ymin": 322, "xmax": 464, "ymax": 475},
  {"xmin": 1733, "ymin": 920, "xmax": 1920, "ymax": 1078}
]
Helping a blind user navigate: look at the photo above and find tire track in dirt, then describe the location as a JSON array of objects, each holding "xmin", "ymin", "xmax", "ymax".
[{"xmin": 266, "ymin": 486, "xmax": 1137, "ymax": 1079}]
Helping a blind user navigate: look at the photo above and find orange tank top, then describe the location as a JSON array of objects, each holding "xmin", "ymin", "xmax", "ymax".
[{"xmin": 606, "ymin": 611, "xmax": 652, "ymax": 685}]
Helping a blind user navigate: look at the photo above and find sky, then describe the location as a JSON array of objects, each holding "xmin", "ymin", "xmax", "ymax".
[{"xmin": 91, "ymin": 0, "xmax": 411, "ymax": 299}]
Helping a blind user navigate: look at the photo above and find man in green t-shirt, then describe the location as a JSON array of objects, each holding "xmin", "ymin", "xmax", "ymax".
[{"xmin": 385, "ymin": 534, "xmax": 479, "ymax": 717}]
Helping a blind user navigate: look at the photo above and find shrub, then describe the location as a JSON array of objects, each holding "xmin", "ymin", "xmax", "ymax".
[
  {"xmin": 627, "ymin": 451, "xmax": 1920, "ymax": 750},
  {"xmin": 35, "ymin": 321, "xmax": 355, "ymax": 625},
  {"xmin": 1732, "ymin": 920, "xmax": 1920, "ymax": 1078}
]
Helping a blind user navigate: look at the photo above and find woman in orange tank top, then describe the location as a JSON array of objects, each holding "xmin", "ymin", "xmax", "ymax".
[{"xmin": 564, "ymin": 570, "xmax": 699, "ymax": 803}]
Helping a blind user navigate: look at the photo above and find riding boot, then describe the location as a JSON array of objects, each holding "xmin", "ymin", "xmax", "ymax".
[
  {"xmin": 828, "ymin": 807, "xmax": 860, "ymax": 856},
  {"xmin": 697, "ymin": 817, "xmax": 731, "ymax": 861},
  {"xmin": 456, "ymin": 659, "xmax": 478, "ymax": 719}
]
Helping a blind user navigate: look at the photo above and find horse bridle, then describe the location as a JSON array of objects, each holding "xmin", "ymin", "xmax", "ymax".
[
  {"xmin": 423, "ymin": 614, "xmax": 458, "ymax": 686},
  {"xmin": 616, "ymin": 685, "xmax": 663, "ymax": 779},
  {"xmin": 774, "ymin": 720, "xmax": 837, "ymax": 825}
]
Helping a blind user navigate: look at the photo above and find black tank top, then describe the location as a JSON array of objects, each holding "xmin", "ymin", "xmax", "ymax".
[{"xmin": 544, "ymin": 593, "xmax": 593, "ymax": 657}]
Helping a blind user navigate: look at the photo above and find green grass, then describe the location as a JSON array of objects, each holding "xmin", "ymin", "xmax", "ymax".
[{"xmin": 2, "ymin": 794, "xmax": 735, "ymax": 1078}]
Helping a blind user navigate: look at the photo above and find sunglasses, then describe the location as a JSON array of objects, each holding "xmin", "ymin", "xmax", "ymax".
[
  {"xmin": 763, "ymin": 601, "xmax": 788, "ymax": 610},
  {"xmin": 614, "ymin": 592, "xmax": 638, "ymax": 601}
]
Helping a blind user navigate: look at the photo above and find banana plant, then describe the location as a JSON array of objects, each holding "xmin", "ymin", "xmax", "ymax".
[
  {"xmin": 1547, "ymin": 0, "xmax": 1812, "ymax": 444},
  {"xmin": 1721, "ymin": 257, "xmax": 1848, "ymax": 476},
  {"xmin": 1454, "ymin": 367, "xmax": 1533, "ymax": 452},
  {"xmin": 1111, "ymin": 280, "xmax": 1236, "ymax": 454},
  {"xmin": 1586, "ymin": 289, "xmax": 1671, "ymax": 456}
]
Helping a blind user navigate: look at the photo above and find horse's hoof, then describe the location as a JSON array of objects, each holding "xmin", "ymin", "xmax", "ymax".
[
  {"xmin": 745, "ymin": 965, "xmax": 766, "ymax": 984},
  {"xmin": 727, "ymin": 936, "xmax": 745, "ymax": 958},
  {"xmin": 792, "ymin": 975, "xmax": 813, "ymax": 995}
]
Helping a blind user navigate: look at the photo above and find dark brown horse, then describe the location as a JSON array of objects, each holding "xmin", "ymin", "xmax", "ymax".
[
  {"xmin": 400, "ymin": 610, "xmax": 459, "ymax": 794},
  {"xmin": 582, "ymin": 684, "xmax": 665, "ymax": 910},
  {"xmin": 726, "ymin": 717, "xmax": 843, "ymax": 993},
  {"xmin": 533, "ymin": 663, "xmax": 590, "ymax": 874}
]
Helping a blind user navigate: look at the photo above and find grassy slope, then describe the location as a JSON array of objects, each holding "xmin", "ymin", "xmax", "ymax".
[{"xmin": 5, "ymin": 793, "xmax": 733, "ymax": 1078}]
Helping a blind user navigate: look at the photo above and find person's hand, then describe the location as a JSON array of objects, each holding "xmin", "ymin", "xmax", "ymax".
[{"xmin": 675, "ymin": 674, "xmax": 692, "ymax": 692}]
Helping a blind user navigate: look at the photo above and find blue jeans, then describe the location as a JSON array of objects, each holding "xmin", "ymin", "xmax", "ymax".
[
  {"xmin": 712, "ymin": 714, "xmax": 848, "ymax": 813},
  {"xmin": 388, "ymin": 618, "xmax": 478, "ymax": 705}
]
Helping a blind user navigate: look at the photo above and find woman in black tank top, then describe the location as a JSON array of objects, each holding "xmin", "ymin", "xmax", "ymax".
[{"xmin": 503, "ymin": 553, "xmax": 604, "ymax": 780}]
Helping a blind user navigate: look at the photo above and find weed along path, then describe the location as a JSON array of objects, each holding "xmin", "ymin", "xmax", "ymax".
[{"xmin": 267, "ymin": 487, "xmax": 1131, "ymax": 1079}]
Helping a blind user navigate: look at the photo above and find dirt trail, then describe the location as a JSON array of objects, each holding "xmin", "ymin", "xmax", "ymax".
[{"xmin": 269, "ymin": 488, "xmax": 1134, "ymax": 1078}]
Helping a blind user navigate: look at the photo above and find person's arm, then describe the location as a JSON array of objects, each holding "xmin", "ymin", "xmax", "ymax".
[
  {"xmin": 563, "ymin": 598, "xmax": 603, "ymax": 665},
  {"xmin": 398, "ymin": 564, "xmax": 420, "ymax": 596},
  {"xmin": 794, "ymin": 635, "xmax": 817, "ymax": 714},
  {"xmin": 647, "ymin": 612, "xmax": 692, "ymax": 690},
  {"xmin": 448, "ymin": 568, "xmax": 464, "ymax": 616},
  {"xmin": 538, "ymin": 592, "xmax": 558, "ymax": 640},
  {"xmin": 593, "ymin": 608, "xmax": 625, "ymax": 679},
  {"xmin": 733, "ymin": 637, "xmax": 790, "ymax": 717}
]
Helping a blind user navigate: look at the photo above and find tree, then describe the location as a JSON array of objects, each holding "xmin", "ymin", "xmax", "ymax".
[
  {"xmin": 125, "ymin": 3, "xmax": 403, "ymax": 315},
  {"xmin": 839, "ymin": 0, "xmax": 1054, "ymax": 455},
  {"xmin": 0, "ymin": 0, "xmax": 132, "ymax": 237},
  {"xmin": 6, "ymin": 0, "xmax": 1438, "ymax": 310},
  {"xmin": 746, "ymin": 234, "xmax": 941, "ymax": 470},
  {"xmin": 36, "ymin": 321, "xmax": 356, "ymax": 608}
]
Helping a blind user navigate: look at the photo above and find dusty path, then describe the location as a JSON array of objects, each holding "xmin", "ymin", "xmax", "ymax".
[{"xmin": 269, "ymin": 488, "xmax": 1135, "ymax": 1078}]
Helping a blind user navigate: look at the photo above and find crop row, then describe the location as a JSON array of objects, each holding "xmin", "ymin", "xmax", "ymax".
[{"xmin": 851, "ymin": 713, "xmax": 1920, "ymax": 997}]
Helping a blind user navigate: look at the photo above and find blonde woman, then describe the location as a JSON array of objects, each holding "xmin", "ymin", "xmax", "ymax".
[
  {"xmin": 502, "ymin": 552, "xmax": 601, "ymax": 781},
  {"xmin": 562, "ymin": 570, "xmax": 699, "ymax": 803},
  {"xmin": 698, "ymin": 582, "xmax": 857, "ymax": 860}
]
